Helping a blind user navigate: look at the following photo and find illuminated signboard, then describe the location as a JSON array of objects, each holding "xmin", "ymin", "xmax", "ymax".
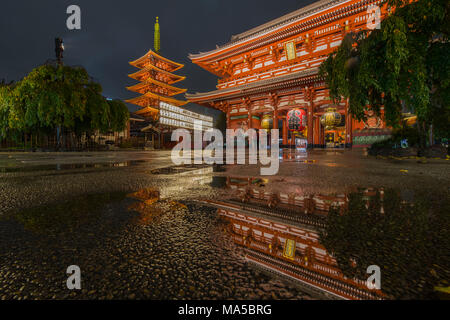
[
  {"xmin": 159, "ymin": 102, "xmax": 213, "ymax": 131},
  {"xmin": 284, "ymin": 41, "xmax": 297, "ymax": 61}
]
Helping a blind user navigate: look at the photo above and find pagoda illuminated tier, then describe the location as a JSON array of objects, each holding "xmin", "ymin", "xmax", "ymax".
[{"xmin": 126, "ymin": 17, "xmax": 187, "ymax": 119}]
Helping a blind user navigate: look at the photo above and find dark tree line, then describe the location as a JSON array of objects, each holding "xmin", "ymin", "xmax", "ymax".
[{"xmin": 0, "ymin": 64, "xmax": 129, "ymax": 150}]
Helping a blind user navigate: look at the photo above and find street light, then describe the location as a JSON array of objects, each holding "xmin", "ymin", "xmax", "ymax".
[{"xmin": 55, "ymin": 37, "xmax": 64, "ymax": 65}]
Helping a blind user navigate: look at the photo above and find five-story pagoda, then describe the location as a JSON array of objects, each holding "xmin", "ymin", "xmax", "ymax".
[{"xmin": 126, "ymin": 17, "xmax": 187, "ymax": 120}]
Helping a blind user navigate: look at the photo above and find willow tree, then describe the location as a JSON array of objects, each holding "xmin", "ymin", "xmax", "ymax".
[
  {"xmin": 3, "ymin": 64, "xmax": 130, "ymax": 149},
  {"xmin": 107, "ymin": 99, "xmax": 130, "ymax": 133},
  {"xmin": 8, "ymin": 64, "xmax": 91, "ymax": 147},
  {"xmin": 319, "ymin": 0, "xmax": 450, "ymax": 146},
  {"xmin": 0, "ymin": 86, "xmax": 12, "ymax": 139}
]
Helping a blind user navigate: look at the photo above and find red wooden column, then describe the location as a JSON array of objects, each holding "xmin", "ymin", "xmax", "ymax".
[
  {"xmin": 273, "ymin": 108, "xmax": 278, "ymax": 129},
  {"xmin": 271, "ymin": 93, "xmax": 279, "ymax": 134},
  {"xmin": 307, "ymin": 105, "xmax": 314, "ymax": 147},
  {"xmin": 306, "ymin": 87, "xmax": 314, "ymax": 148},
  {"xmin": 225, "ymin": 102, "xmax": 231, "ymax": 129},
  {"xmin": 314, "ymin": 117, "xmax": 321, "ymax": 147},
  {"xmin": 320, "ymin": 118, "xmax": 325, "ymax": 147},
  {"xmin": 345, "ymin": 100, "xmax": 353, "ymax": 148},
  {"xmin": 244, "ymin": 98, "xmax": 252, "ymax": 129},
  {"xmin": 282, "ymin": 115, "xmax": 288, "ymax": 145}
]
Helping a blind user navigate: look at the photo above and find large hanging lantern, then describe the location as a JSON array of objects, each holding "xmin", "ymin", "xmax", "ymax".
[
  {"xmin": 260, "ymin": 113, "xmax": 273, "ymax": 132},
  {"xmin": 320, "ymin": 107, "xmax": 342, "ymax": 130},
  {"xmin": 287, "ymin": 108, "xmax": 307, "ymax": 131}
]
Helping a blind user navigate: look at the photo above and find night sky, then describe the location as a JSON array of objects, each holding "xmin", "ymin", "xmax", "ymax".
[{"xmin": 0, "ymin": 0, "xmax": 315, "ymax": 119}]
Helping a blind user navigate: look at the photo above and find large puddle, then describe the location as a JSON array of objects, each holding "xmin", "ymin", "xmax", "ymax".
[
  {"xmin": 0, "ymin": 163, "xmax": 448, "ymax": 300},
  {"xmin": 206, "ymin": 177, "xmax": 449, "ymax": 299}
]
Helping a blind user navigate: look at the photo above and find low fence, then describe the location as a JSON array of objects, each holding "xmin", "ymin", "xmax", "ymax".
[{"xmin": 352, "ymin": 129, "xmax": 392, "ymax": 148}]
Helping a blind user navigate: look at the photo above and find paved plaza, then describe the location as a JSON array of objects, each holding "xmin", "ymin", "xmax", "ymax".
[{"xmin": 0, "ymin": 150, "xmax": 448, "ymax": 299}]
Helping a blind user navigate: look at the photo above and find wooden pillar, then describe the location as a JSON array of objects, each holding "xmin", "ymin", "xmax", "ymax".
[
  {"xmin": 307, "ymin": 104, "xmax": 314, "ymax": 148},
  {"xmin": 242, "ymin": 97, "xmax": 252, "ymax": 129},
  {"xmin": 282, "ymin": 117, "xmax": 288, "ymax": 145},
  {"xmin": 226, "ymin": 110, "xmax": 231, "ymax": 129},
  {"xmin": 273, "ymin": 108, "xmax": 278, "ymax": 129},
  {"xmin": 320, "ymin": 119, "xmax": 325, "ymax": 147},
  {"xmin": 345, "ymin": 101, "xmax": 353, "ymax": 148},
  {"xmin": 314, "ymin": 117, "xmax": 320, "ymax": 147},
  {"xmin": 306, "ymin": 87, "xmax": 314, "ymax": 148}
]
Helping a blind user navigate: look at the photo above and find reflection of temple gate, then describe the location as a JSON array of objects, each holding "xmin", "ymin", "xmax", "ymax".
[
  {"xmin": 201, "ymin": 177, "xmax": 385, "ymax": 300},
  {"xmin": 215, "ymin": 206, "xmax": 382, "ymax": 300},
  {"xmin": 324, "ymin": 128, "xmax": 345, "ymax": 148}
]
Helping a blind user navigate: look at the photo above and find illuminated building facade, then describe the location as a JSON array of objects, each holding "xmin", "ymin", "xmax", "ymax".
[
  {"xmin": 204, "ymin": 177, "xmax": 385, "ymax": 300},
  {"xmin": 159, "ymin": 102, "xmax": 213, "ymax": 131},
  {"xmin": 187, "ymin": 0, "xmax": 392, "ymax": 148}
]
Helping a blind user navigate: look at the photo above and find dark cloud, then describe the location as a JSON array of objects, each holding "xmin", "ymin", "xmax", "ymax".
[{"xmin": 0, "ymin": 0, "xmax": 315, "ymax": 119}]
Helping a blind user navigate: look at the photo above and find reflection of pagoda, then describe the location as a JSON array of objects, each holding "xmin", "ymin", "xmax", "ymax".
[{"xmin": 126, "ymin": 17, "xmax": 187, "ymax": 120}]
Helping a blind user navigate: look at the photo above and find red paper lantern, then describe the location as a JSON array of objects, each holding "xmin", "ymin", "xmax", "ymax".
[{"xmin": 287, "ymin": 109, "xmax": 307, "ymax": 131}]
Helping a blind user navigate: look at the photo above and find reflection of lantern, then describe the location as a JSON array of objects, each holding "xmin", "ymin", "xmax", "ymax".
[
  {"xmin": 260, "ymin": 114, "xmax": 273, "ymax": 132},
  {"xmin": 287, "ymin": 109, "xmax": 307, "ymax": 131},
  {"xmin": 320, "ymin": 107, "xmax": 342, "ymax": 130}
]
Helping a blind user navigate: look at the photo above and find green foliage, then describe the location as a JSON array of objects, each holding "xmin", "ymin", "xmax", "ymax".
[
  {"xmin": 119, "ymin": 140, "xmax": 133, "ymax": 149},
  {"xmin": 371, "ymin": 120, "xmax": 421, "ymax": 150},
  {"xmin": 10, "ymin": 65, "xmax": 89, "ymax": 131},
  {"xmin": 391, "ymin": 121, "xmax": 421, "ymax": 146},
  {"xmin": 319, "ymin": 0, "xmax": 450, "ymax": 139},
  {"xmin": 108, "ymin": 99, "xmax": 130, "ymax": 132},
  {"xmin": 0, "ymin": 86, "xmax": 12, "ymax": 138},
  {"xmin": 320, "ymin": 189, "xmax": 449, "ymax": 299},
  {"xmin": 0, "ymin": 64, "xmax": 130, "ymax": 143}
]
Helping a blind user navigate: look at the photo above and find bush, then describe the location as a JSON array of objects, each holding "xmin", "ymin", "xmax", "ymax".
[
  {"xmin": 369, "ymin": 121, "xmax": 422, "ymax": 156},
  {"xmin": 119, "ymin": 140, "xmax": 133, "ymax": 149},
  {"xmin": 391, "ymin": 122, "xmax": 421, "ymax": 147}
]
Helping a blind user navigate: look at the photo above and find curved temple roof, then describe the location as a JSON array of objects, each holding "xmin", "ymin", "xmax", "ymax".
[
  {"xmin": 130, "ymin": 49, "xmax": 184, "ymax": 72},
  {"xmin": 128, "ymin": 64, "xmax": 186, "ymax": 84},
  {"xmin": 189, "ymin": 0, "xmax": 349, "ymax": 61},
  {"xmin": 186, "ymin": 68, "xmax": 319, "ymax": 105},
  {"xmin": 126, "ymin": 78, "xmax": 187, "ymax": 96},
  {"xmin": 134, "ymin": 106, "xmax": 160, "ymax": 118},
  {"xmin": 126, "ymin": 91, "xmax": 188, "ymax": 108}
]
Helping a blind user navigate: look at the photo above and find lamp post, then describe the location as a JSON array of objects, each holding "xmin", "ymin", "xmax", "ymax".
[
  {"xmin": 54, "ymin": 37, "xmax": 64, "ymax": 149},
  {"xmin": 55, "ymin": 37, "xmax": 64, "ymax": 65}
]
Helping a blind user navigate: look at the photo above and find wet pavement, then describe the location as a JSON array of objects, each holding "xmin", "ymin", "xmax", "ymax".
[{"xmin": 0, "ymin": 150, "xmax": 448, "ymax": 299}]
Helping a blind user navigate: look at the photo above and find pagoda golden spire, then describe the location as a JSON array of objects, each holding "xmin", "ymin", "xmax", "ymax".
[{"xmin": 154, "ymin": 17, "xmax": 160, "ymax": 53}]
